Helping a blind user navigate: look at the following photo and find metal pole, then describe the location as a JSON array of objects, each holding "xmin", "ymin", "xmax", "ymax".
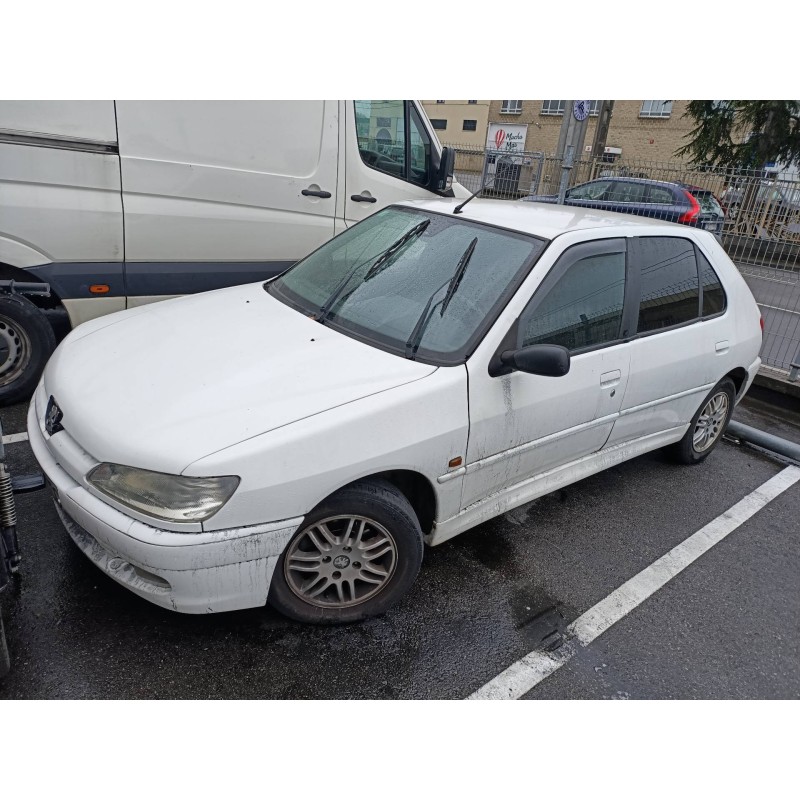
[
  {"xmin": 726, "ymin": 421, "xmax": 800, "ymax": 463},
  {"xmin": 789, "ymin": 344, "xmax": 800, "ymax": 382},
  {"xmin": 557, "ymin": 145, "xmax": 575, "ymax": 204}
]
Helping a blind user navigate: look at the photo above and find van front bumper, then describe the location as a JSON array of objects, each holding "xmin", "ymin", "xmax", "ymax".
[{"xmin": 27, "ymin": 399, "xmax": 302, "ymax": 614}]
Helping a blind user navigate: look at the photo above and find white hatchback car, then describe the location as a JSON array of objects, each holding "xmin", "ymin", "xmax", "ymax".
[{"xmin": 29, "ymin": 199, "xmax": 762, "ymax": 623}]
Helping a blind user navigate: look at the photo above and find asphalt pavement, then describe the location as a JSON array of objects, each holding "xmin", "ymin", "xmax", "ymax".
[{"xmin": 1, "ymin": 393, "xmax": 798, "ymax": 700}]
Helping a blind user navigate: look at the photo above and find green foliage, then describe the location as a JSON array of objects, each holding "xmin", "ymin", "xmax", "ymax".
[{"xmin": 676, "ymin": 101, "xmax": 800, "ymax": 169}]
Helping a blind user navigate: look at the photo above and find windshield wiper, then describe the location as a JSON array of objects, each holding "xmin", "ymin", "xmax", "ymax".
[
  {"xmin": 315, "ymin": 218, "xmax": 430, "ymax": 322},
  {"xmin": 404, "ymin": 236, "xmax": 478, "ymax": 359}
]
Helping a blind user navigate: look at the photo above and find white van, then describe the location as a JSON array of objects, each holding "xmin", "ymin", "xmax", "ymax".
[{"xmin": 0, "ymin": 100, "xmax": 462, "ymax": 403}]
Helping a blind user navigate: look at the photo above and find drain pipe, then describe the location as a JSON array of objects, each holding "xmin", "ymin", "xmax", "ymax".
[{"xmin": 726, "ymin": 421, "xmax": 800, "ymax": 463}]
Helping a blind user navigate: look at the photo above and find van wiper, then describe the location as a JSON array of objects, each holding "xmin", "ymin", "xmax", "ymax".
[
  {"xmin": 316, "ymin": 218, "xmax": 430, "ymax": 322},
  {"xmin": 404, "ymin": 236, "xmax": 478, "ymax": 359}
]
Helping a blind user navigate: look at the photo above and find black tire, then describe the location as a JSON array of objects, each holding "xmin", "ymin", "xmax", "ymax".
[
  {"xmin": 268, "ymin": 479, "xmax": 424, "ymax": 624},
  {"xmin": 665, "ymin": 377, "xmax": 736, "ymax": 465},
  {"xmin": 0, "ymin": 294, "xmax": 56, "ymax": 406},
  {"xmin": 0, "ymin": 611, "xmax": 10, "ymax": 679}
]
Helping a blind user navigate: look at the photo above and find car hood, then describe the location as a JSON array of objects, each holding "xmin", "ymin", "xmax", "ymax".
[{"xmin": 43, "ymin": 283, "xmax": 437, "ymax": 474}]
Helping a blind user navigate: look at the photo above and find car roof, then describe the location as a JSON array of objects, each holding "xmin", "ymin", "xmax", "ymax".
[{"xmin": 395, "ymin": 197, "xmax": 690, "ymax": 241}]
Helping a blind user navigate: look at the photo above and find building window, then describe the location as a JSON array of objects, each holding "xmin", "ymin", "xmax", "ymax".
[
  {"xmin": 501, "ymin": 100, "xmax": 523, "ymax": 114},
  {"xmin": 436, "ymin": 100, "xmax": 445, "ymax": 104},
  {"xmin": 468, "ymin": 100, "xmax": 477, "ymax": 104},
  {"xmin": 431, "ymin": 119, "xmax": 447, "ymax": 130},
  {"xmin": 541, "ymin": 100, "xmax": 566, "ymax": 116},
  {"xmin": 640, "ymin": 100, "xmax": 673, "ymax": 118},
  {"xmin": 462, "ymin": 119, "xmax": 477, "ymax": 131},
  {"xmin": 541, "ymin": 100, "xmax": 601, "ymax": 116}
]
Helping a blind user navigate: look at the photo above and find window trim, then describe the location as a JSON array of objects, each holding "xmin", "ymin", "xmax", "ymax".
[{"xmin": 510, "ymin": 238, "xmax": 630, "ymax": 359}]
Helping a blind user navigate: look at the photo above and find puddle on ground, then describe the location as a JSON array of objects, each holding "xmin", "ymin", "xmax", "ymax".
[{"xmin": 508, "ymin": 581, "xmax": 577, "ymax": 651}]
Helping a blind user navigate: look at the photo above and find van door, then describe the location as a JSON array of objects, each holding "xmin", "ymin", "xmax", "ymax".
[
  {"xmin": 343, "ymin": 101, "xmax": 441, "ymax": 225},
  {"xmin": 116, "ymin": 101, "xmax": 339, "ymax": 305}
]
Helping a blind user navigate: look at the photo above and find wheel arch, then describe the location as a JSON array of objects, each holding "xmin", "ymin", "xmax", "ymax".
[
  {"xmin": 333, "ymin": 469, "xmax": 438, "ymax": 535},
  {"xmin": 725, "ymin": 367, "xmax": 749, "ymax": 400}
]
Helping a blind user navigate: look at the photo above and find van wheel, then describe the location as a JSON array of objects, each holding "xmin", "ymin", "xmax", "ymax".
[
  {"xmin": 268, "ymin": 479, "xmax": 424, "ymax": 624},
  {"xmin": 665, "ymin": 377, "xmax": 736, "ymax": 465},
  {"xmin": 0, "ymin": 294, "xmax": 56, "ymax": 406}
]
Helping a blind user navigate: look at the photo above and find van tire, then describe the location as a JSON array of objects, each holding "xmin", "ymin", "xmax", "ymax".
[
  {"xmin": 268, "ymin": 479, "xmax": 424, "ymax": 624},
  {"xmin": 0, "ymin": 294, "xmax": 56, "ymax": 406},
  {"xmin": 665, "ymin": 377, "xmax": 736, "ymax": 465}
]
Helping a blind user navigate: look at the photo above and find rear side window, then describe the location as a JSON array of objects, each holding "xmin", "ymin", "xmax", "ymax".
[
  {"xmin": 610, "ymin": 181, "xmax": 647, "ymax": 203},
  {"xmin": 522, "ymin": 247, "xmax": 626, "ymax": 351},
  {"xmin": 648, "ymin": 185, "xmax": 675, "ymax": 204},
  {"xmin": 635, "ymin": 237, "xmax": 699, "ymax": 333},
  {"xmin": 697, "ymin": 249, "xmax": 727, "ymax": 315}
]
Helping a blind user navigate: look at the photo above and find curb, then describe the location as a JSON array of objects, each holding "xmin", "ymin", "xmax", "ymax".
[{"xmin": 752, "ymin": 370, "xmax": 800, "ymax": 401}]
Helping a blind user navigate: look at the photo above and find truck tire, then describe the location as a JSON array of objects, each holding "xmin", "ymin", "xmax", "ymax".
[{"xmin": 0, "ymin": 294, "xmax": 56, "ymax": 406}]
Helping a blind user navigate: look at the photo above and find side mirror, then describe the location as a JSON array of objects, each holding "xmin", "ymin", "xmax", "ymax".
[
  {"xmin": 500, "ymin": 344, "xmax": 570, "ymax": 377},
  {"xmin": 435, "ymin": 146, "xmax": 455, "ymax": 193}
]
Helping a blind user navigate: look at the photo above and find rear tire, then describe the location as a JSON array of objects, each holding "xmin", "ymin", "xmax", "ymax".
[
  {"xmin": 268, "ymin": 479, "xmax": 424, "ymax": 624},
  {"xmin": 0, "ymin": 294, "xmax": 56, "ymax": 406},
  {"xmin": 665, "ymin": 377, "xmax": 736, "ymax": 465}
]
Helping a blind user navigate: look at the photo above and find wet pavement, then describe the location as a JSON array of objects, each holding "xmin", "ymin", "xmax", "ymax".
[{"xmin": 1, "ymin": 392, "xmax": 798, "ymax": 699}]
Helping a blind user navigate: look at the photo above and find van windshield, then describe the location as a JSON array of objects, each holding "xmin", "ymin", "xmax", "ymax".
[{"xmin": 267, "ymin": 207, "xmax": 546, "ymax": 365}]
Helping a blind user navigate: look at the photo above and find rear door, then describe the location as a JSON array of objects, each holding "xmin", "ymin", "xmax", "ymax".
[
  {"xmin": 605, "ymin": 235, "xmax": 729, "ymax": 447},
  {"xmin": 116, "ymin": 101, "xmax": 339, "ymax": 305}
]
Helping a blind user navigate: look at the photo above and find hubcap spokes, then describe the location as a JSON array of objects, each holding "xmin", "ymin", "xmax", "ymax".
[
  {"xmin": 692, "ymin": 392, "xmax": 729, "ymax": 453},
  {"xmin": 285, "ymin": 515, "xmax": 397, "ymax": 608}
]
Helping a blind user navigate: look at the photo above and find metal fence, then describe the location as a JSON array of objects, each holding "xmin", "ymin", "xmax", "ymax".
[{"xmin": 451, "ymin": 146, "xmax": 800, "ymax": 379}]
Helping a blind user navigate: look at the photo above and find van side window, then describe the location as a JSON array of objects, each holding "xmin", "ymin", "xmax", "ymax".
[
  {"xmin": 408, "ymin": 105, "xmax": 431, "ymax": 187},
  {"xmin": 355, "ymin": 100, "xmax": 406, "ymax": 179},
  {"xmin": 521, "ymin": 247, "xmax": 626, "ymax": 352},
  {"xmin": 634, "ymin": 237, "xmax": 699, "ymax": 333},
  {"xmin": 697, "ymin": 249, "xmax": 727, "ymax": 316}
]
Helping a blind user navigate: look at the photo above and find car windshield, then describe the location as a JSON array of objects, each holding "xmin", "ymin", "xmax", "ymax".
[{"xmin": 267, "ymin": 207, "xmax": 546, "ymax": 364}]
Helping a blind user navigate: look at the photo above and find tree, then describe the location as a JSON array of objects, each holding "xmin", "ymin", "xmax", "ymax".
[{"xmin": 676, "ymin": 101, "xmax": 800, "ymax": 169}]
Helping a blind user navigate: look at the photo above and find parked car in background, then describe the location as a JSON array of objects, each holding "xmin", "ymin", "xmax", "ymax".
[
  {"xmin": 524, "ymin": 177, "xmax": 725, "ymax": 237},
  {"xmin": 720, "ymin": 180, "xmax": 800, "ymax": 223},
  {"xmin": 30, "ymin": 199, "xmax": 762, "ymax": 624}
]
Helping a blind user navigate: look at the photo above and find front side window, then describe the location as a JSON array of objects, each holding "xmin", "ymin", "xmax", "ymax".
[
  {"xmin": 269, "ymin": 208, "xmax": 547, "ymax": 364},
  {"xmin": 567, "ymin": 180, "xmax": 613, "ymax": 201},
  {"xmin": 521, "ymin": 245, "xmax": 626, "ymax": 352},
  {"xmin": 635, "ymin": 237, "xmax": 699, "ymax": 332},
  {"xmin": 355, "ymin": 100, "xmax": 405, "ymax": 178}
]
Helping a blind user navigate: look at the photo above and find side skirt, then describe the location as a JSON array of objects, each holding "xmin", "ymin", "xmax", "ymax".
[{"xmin": 427, "ymin": 425, "xmax": 688, "ymax": 546}]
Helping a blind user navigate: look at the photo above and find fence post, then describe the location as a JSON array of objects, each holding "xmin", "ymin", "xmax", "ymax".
[
  {"xmin": 790, "ymin": 346, "xmax": 800, "ymax": 382},
  {"xmin": 557, "ymin": 146, "xmax": 575, "ymax": 204}
]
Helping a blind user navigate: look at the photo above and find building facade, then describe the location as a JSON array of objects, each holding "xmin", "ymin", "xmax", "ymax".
[
  {"xmin": 420, "ymin": 100, "xmax": 491, "ymax": 148},
  {"xmin": 423, "ymin": 100, "xmax": 696, "ymax": 164}
]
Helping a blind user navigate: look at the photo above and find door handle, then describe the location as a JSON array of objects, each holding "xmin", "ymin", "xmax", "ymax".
[
  {"xmin": 351, "ymin": 194, "xmax": 377, "ymax": 203},
  {"xmin": 600, "ymin": 369, "xmax": 621, "ymax": 387},
  {"xmin": 301, "ymin": 189, "xmax": 332, "ymax": 198},
  {"xmin": 715, "ymin": 340, "xmax": 730, "ymax": 354}
]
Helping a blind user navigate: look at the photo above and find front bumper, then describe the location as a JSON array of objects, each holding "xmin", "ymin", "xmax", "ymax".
[{"xmin": 27, "ymin": 399, "xmax": 302, "ymax": 614}]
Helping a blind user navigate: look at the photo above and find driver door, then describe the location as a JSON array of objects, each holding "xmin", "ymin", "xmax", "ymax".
[{"xmin": 461, "ymin": 238, "xmax": 632, "ymax": 509}]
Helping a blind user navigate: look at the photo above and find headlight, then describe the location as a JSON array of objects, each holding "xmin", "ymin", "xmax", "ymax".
[{"xmin": 87, "ymin": 463, "xmax": 240, "ymax": 523}]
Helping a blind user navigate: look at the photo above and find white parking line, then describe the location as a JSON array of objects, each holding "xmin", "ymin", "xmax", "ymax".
[
  {"xmin": 1, "ymin": 431, "xmax": 29, "ymax": 445},
  {"xmin": 468, "ymin": 465, "xmax": 800, "ymax": 700}
]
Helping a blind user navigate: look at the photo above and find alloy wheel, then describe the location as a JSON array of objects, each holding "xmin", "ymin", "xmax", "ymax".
[{"xmin": 693, "ymin": 392, "xmax": 729, "ymax": 453}]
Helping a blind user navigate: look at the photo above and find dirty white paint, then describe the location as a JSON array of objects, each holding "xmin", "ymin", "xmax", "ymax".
[{"xmin": 468, "ymin": 465, "xmax": 800, "ymax": 700}]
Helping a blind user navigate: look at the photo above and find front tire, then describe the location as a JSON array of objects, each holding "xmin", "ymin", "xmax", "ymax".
[
  {"xmin": 0, "ymin": 294, "xmax": 56, "ymax": 406},
  {"xmin": 268, "ymin": 479, "xmax": 424, "ymax": 624},
  {"xmin": 665, "ymin": 377, "xmax": 736, "ymax": 465}
]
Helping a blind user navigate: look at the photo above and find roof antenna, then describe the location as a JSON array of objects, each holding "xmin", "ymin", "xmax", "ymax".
[{"xmin": 452, "ymin": 163, "xmax": 499, "ymax": 215}]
